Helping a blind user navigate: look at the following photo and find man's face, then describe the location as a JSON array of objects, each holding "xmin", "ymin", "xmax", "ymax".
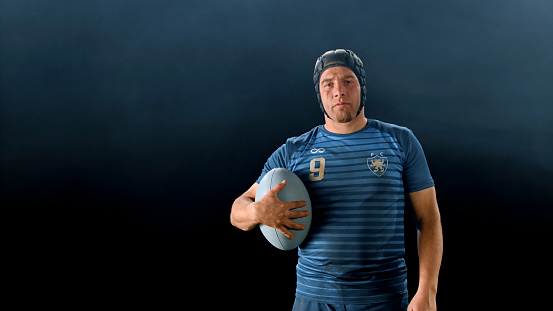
[{"xmin": 319, "ymin": 66, "xmax": 361, "ymax": 123}]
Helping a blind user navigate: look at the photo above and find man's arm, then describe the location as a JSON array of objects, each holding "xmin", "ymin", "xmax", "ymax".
[
  {"xmin": 408, "ymin": 186, "xmax": 443, "ymax": 311},
  {"xmin": 230, "ymin": 183, "xmax": 260, "ymax": 232},
  {"xmin": 230, "ymin": 181, "xmax": 309, "ymax": 239}
]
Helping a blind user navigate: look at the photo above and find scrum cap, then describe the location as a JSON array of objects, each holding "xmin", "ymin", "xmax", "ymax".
[{"xmin": 313, "ymin": 49, "xmax": 366, "ymax": 119}]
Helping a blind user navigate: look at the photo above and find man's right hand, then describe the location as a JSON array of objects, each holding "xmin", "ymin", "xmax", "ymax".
[{"xmin": 251, "ymin": 180, "xmax": 309, "ymax": 239}]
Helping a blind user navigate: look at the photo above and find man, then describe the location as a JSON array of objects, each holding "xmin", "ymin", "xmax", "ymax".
[{"xmin": 230, "ymin": 49, "xmax": 442, "ymax": 311}]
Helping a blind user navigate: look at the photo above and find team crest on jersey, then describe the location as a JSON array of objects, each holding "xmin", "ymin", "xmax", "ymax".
[{"xmin": 367, "ymin": 153, "xmax": 388, "ymax": 177}]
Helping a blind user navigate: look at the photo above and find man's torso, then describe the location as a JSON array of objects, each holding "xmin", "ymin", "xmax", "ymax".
[{"xmin": 257, "ymin": 119, "xmax": 434, "ymax": 304}]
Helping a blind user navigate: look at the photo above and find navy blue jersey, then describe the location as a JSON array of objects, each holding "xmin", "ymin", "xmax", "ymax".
[{"xmin": 256, "ymin": 119, "xmax": 434, "ymax": 305}]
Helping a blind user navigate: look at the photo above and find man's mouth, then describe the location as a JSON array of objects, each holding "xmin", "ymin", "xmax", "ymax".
[{"xmin": 334, "ymin": 102, "xmax": 350, "ymax": 109}]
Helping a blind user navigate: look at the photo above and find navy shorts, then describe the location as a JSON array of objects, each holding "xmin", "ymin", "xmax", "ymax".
[{"xmin": 292, "ymin": 296, "xmax": 408, "ymax": 311}]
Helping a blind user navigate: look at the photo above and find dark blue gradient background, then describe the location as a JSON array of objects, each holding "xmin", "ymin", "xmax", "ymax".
[{"xmin": 2, "ymin": 1, "xmax": 551, "ymax": 309}]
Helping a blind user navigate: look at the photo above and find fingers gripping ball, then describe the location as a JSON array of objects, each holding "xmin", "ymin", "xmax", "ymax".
[{"xmin": 255, "ymin": 168, "xmax": 312, "ymax": 250}]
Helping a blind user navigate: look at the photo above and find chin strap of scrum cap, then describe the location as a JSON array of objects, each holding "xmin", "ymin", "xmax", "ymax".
[{"xmin": 313, "ymin": 49, "xmax": 366, "ymax": 120}]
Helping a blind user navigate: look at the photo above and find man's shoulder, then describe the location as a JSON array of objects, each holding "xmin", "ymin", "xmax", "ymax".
[
  {"xmin": 370, "ymin": 120, "xmax": 413, "ymax": 144},
  {"xmin": 286, "ymin": 125, "xmax": 321, "ymax": 147},
  {"xmin": 370, "ymin": 119, "xmax": 411, "ymax": 134}
]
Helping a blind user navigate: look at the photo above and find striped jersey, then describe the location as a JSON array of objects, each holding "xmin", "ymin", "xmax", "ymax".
[{"xmin": 256, "ymin": 119, "xmax": 434, "ymax": 305}]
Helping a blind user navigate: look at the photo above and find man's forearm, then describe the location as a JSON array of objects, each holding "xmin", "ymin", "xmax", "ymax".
[
  {"xmin": 230, "ymin": 195, "xmax": 258, "ymax": 231},
  {"xmin": 417, "ymin": 216, "xmax": 443, "ymax": 294}
]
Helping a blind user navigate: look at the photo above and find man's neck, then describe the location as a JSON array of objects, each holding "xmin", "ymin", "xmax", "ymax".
[{"xmin": 324, "ymin": 115, "xmax": 368, "ymax": 134}]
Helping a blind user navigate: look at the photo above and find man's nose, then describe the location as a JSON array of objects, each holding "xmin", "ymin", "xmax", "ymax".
[{"xmin": 333, "ymin": 82, "xmax": 345, "ymax": 98}]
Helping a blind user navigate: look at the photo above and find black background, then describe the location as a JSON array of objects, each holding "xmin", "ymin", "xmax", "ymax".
[{"xmin": 2, "ymin": 1, "xmax": 552, "ymax": 309}]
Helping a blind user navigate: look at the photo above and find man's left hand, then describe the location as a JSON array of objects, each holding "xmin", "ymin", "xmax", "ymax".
[{"xmin": 407, "ymin": 290, "xmax": 437, "ymax": 311}]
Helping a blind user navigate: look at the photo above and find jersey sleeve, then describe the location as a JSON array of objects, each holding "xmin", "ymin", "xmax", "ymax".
[
  {"xmin": 256, "ymin": 143, "xmax": 288, "ymax": 184},
  {"xmin": 402, "ymin": 130, "xmax": 435, "ymax": 193}
]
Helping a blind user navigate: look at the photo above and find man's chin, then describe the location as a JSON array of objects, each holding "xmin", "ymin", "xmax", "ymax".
[{"xmin": 336, "ymin": 111, "xmax": 354, "ymax": 123}]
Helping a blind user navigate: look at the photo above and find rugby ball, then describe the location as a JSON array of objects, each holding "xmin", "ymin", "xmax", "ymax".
[{"xmin": 255, "ymin": 168, "xmax": 312, "ymax": 250}]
